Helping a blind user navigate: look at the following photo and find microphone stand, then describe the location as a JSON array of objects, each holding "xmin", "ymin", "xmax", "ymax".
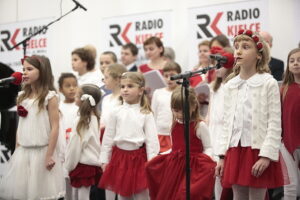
[
  {"xmin": 170, "ymin": 60, "xmax": 222, "ymax": 200},
  {"xmin": 11, "ymin": 3, "xmax": 82, "ymax": 58}
]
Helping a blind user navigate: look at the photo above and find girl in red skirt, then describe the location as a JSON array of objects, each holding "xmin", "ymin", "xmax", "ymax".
[
  {"xmin": 280, "ymin": 48, "xmax": 300, "ymax": 199},
  {"xmin": 64, "ymin": 84, "xmax": 102, "ymax": 200},
  {"xmin": 215, "ymin": 29, "xmax": 284, "ymax": 200},
  {"xmin": 99, "ymin": 72, "xmax": 160, "ymax": 200},
  {"xmin": 146, "ymin": 87, "xmax": 216, "ymax": 200}
]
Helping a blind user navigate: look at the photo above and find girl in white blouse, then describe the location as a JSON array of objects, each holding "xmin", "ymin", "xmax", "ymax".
[
  {"xmin": 65, "ymin": 84, "xmax": 102, "ymax": 200},
  {"xmin": 215, "ymin": 30, "xmax": 284, "ymax": 200},
  {"xmin": 99, "ymin": 72, "xmax": 159, "ymax": 200}
]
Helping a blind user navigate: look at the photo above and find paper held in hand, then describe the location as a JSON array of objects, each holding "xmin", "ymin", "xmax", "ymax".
[{"xmin": 143, "ymin": 70, "xmax": 167, "ymax": 96}]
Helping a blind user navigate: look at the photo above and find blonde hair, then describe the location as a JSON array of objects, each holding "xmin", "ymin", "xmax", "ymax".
[
  {"xmin": 106, "ymin": 63, "xmax": 127, "ymax": 79},
  {"xmin": 281, "ymin": 48, "xmax": 300, "ymax": 100},
  {"xmin": 171, "ymin": 87, "xmax": 202, "ymax": 127},
  {"xmin": 76, "ymin": 84, "xmax": 101, "ymax": 137},
  {"xmin": 226, "ymin": 33, "xmax": 270, "ymax": 81},
  {"xmin": 17, "ymin": 55, "xmax": 55, "ymax": 111},
  {"xmin": 120, "ymin": 72, "xmax": 152, "ymax": 114}
]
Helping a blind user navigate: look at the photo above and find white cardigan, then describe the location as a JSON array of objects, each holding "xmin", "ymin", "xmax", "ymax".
[{"xmin": 217, "ymin": 73, "xmax": 282, "ymax": 161}]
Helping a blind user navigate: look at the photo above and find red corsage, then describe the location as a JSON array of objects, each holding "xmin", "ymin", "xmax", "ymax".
[{"xmin": 17, "ymin": 105, "xmax": 28, "ymax": 117}]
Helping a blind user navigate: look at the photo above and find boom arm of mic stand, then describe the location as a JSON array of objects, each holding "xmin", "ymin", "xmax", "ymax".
[
  {"xmin": 170, "ymin": 65, "xmax": 219, "ymax": 81},
  {"xmin": 11, "ymin": 4, "xmax": 81, "ymax": 56}
]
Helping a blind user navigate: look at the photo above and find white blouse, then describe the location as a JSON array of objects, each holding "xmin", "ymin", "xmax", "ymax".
[
  {"xmin": 65, "ymin": 115, "xmax": 101, "ymax": 172},
  {"xmin": 151, "ymin": 88, "xmax": 173, "ymax": 135},
  {"xmin": 100, "ymin": 94, "xmax": 121, "ymax": 126},
  {"xmin": 100, "ymin": 103, "xmax": 160, "ymax": 164},
  {"xmin": 77, "ymin": 68, "xmax": 104, "ymax": 88},
  {"xmin": 229, "ymin": 76, "xmax": 253, "ymax": 147},
  {"xmin": 17, "ymin": 91, "xmax": 57, "ymax": 147}
]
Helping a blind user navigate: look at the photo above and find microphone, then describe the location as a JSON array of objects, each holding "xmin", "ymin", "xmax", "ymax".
[
  {"xmin": 72, "ymin": 0, "xmax": 87, "ymax": 11},
  {"xmin": 209, "ymin": 52, "xmax": 234, "ymax": 69},
  {"xmin": 0, "ymin": 72, "xmax": 23, "ymax": 85}
]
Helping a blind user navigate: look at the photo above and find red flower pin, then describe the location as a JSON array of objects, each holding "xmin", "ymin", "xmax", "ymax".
[{"xmin": 17, "ymin": 105, "xmax": 28, "ymax": 117}]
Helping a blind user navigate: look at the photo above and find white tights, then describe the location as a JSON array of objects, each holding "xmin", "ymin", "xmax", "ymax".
[
  {"xmin": 118, "ymin": 189, "xmax": 149, "ymax": 200},
  {"xmin": 72, "ymin": 186, "xmax": 91, "ymax": 200},
  {"xmin": 232, "ymin": 184, "xmax": 266, "ymax": 200}
]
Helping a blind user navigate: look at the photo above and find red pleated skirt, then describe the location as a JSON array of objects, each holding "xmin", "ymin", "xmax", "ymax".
[
  {"xmin": 222, "ymin": 146, "xmax": 284, "ymax": 188},
  {"xmin": 98, "ymin": 146, "xmax": 148, "ymax": 197},
  {"xmin": 69, "ymin": 163, "xmax": 102, "ymax": 188},
  {"xmin": 145, "ymin": 150, "xmax": 216, "ymax": 200},
  {"xmin": 158, "ymin": 135, "xmax": 172, "ymax": 153}
]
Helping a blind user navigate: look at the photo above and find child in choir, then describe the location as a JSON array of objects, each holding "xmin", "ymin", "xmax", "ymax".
[
  {"xmin": 57, "ymin": 72, "xmax": 78, "ymax": 200},
  {"xmin": 101, "ymin": 63, "xmax": 127, "ymax": 129},
  {"xmin": 207, "ymin": 47, "xmax": 234, "ymax": 200},
  {"xmin": 146, "ymin": 87, "xmax": 216, "ymax": 200},
  {"xmin": 64, "ymin": 84, "xmax": 102, "ymax": 200},
  {"xmin": 280, "ymin": 48, "xmax": 300, "ymax": 200},
  {"xmin": 99, "ymin": 72, "xmax": 160, "ymax": 200},
  {"xmin": 151, "ymin": 61, "xmax": 181, "ymax": 153},
  {"xmin": 58, "ymin": 73, "xmax": 79, "ymax": 141},
  {"xmin": 139, "ymin": 36, "xmax": 166, "ymax": 73},
  {"xmin": 72, "ymin": 47, "xmax": 103, "ymax": 87},
  {"xmin": 215, "ymin": 29, "xmax": 284, "ymax": 200},
  {"xmin": 0, "ymin": 55, "xmax": 65, "ymax": 200},
  {"xmin": 100, "ymin": 63, "xmax": 127, "ymax": 200},
  {"xmin": 190, "ymin": 40, "xmax": 213, "ymax": 87},
  {"xmin": 99, "ymin": 51, "xmax": 118, "ymax": 74}
]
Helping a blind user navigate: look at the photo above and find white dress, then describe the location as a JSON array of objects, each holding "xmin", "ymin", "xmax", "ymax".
[{"xmin": 0, "ymin": 91, "xmax": 65, "ymax": 200}]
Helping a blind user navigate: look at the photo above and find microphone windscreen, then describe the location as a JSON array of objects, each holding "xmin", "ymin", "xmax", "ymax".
[
  {"xmin": 11, "ymin": 72, "xmax": 23, "ymax": 85},
  {"xmin": 222, "ymin": 52, "xmax": 234, "ymax": 69},
  {"xmin": 210, "ymin": 46, "xmax": 224, "ymax": 54}
]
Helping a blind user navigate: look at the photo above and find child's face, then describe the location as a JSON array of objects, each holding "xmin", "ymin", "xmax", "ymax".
[
  {"xmin": 144, "ymin": 43, "xmax": 163, "ymax": 60},
  {"xmin": 121, "ymin": 48, "xmax": 136, "ymax": 66},
  {"xmin": 234, "ymin": 39, "xmax": 259, "ymax": 70},
  {"xmin": 22, "ymin": 61, "xmax": 40, "ymax": 85},
  {"xmin": 288, "ymin": 51, "xmax": 300, "ymax": 77},
  {"xmin": 120, "ymin": 79, "xmax": 143, "ymax": 104},
  {"xmin": 172, "ymin": 108, "xmax": 183, "ymax": 121},
  {"xmin": 103, "ymin": 70, "xmax": 119, "ymax": 90},
  {"xmin": 198, "ymin": 45, "xmax": 210, "ymax": 64},
  {"xmin": 60, "ymin": 77, "xmax": 77, "ymax": 102},
  {"xmin": 100, "ymin": 54, "xmax": 115, "ymax": 73},
  {"xmin": 163, "ymin": 70, "xmax": 178, "ymax": 90},
  {"xmin": 72, "ymin": 54, "xmax": 87, "ymax": 75},
  {"xmin": 75, "ymin": 88, "xmax": 82, "ymax": 106}
]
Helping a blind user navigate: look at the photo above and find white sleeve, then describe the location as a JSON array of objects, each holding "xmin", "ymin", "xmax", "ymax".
[
  {"xmin": 64, "ymin": 132, "xmax": 82, "ymax": 172},
  {"xmin": 144, "ymin": 113, "xmax": 160, "ymax": 160},
  {"xmin": 196, "ymin": 121, "xmax": 213, "ymax": 157},
  {"xmin": 151, "ymin": 90, "xmax": 158, "ymax": 121},
  {"xmin": 99, "ymin": 111, "xmax": 117, "ymax": 164}
]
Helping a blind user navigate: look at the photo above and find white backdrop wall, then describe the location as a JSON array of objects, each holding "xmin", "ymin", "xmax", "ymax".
[{"xmin": 0, "ymin": 0, "xmax": 299, "ymax": 84}]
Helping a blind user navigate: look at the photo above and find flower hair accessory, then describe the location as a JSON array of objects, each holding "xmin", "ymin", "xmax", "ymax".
[
  {"xmin": 17, "ymin": 105, "xmax": 28, "ymax": 117},
  {"xmin": 236, "ymin": 29, "xmax": 263, "ymax": 52},
  {"xmin": 81, "ymin": 94, "xmax": 96, "ymax": 106}
]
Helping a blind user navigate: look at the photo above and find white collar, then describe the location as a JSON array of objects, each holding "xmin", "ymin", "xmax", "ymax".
[
  {"xmin": 227, "ymin": 73, "xmax": 273, "ymax": 88},
  {"xmin": 123, "ymin": 102, "xmax": 140, "ymax": 108}
]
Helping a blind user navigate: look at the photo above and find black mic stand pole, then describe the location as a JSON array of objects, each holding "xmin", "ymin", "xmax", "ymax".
[
  {"xmin": 171, "ymin": 60, "xmax": 222, "ymax": 200},
  {"xmin": 11, "ymin": 4, "xmax": 81, "ymax": 58}
]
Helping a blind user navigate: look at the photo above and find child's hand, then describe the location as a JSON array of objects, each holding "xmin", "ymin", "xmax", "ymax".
[
  {"xmin": 45, "ymin": 156, "xmax": 56, "ymax": 171},
  {"xmin": 251, "ymin": 157, "xmax": 270, "ymax": 177},
  {"xmin": 215, "ymin": 159, "xmax": 224, "ymax": 177},
  {"xmin": 101, "ymin": 163, "xmax": 108, "ymax": 172},
  {"xmin": 197, "ymin": 93, "xmax": 208, "ymax": 103}
]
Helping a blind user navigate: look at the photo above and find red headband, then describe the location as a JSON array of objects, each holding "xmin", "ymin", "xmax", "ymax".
[{"xmin": 235, "ymin": 29, "xmax": 263, "ymax": 52}]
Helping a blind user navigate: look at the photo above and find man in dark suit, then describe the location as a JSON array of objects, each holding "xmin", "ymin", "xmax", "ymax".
[
  {"xmin": 260, "ymin": 31, "xmax": 284, "ymax": 81},
  {"xmin": 121, "ymin": 43, "xmax": 138, "ymax": 72}
]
